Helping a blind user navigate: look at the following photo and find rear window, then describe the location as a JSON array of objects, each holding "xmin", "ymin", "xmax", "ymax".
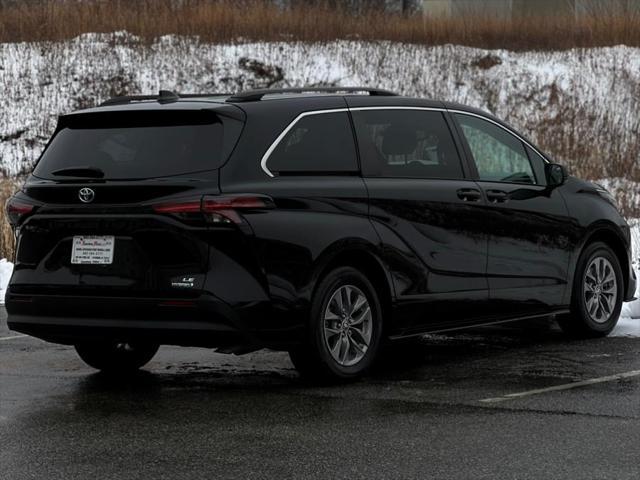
[{"xmin": 33, "ymin": 110, "xmax": 243, "ymax": 180}]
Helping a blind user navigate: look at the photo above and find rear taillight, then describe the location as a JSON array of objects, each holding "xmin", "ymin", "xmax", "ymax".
[
  {"xmin": 152, "ymin": 194, "xmax": 274, "ymax": 224},
  {"xmin": 5, "ymin": 196, "xmax": 37, "ymax": 227},
  {"xmin": 152, "ymin": 201, "xmax": 202, "ymax": 214}
]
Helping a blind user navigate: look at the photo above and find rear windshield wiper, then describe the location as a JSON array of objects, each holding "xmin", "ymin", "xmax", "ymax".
[{"xmin": 51, "ymin": 166, "xmax": 105, "ymax": 178}]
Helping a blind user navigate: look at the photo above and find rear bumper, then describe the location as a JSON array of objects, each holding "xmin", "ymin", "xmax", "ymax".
[{"xmin": 6, "ymin": 290, "xmax": 303, "ymax": 349}]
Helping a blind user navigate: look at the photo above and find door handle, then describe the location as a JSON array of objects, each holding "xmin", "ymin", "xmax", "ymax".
[
  {"xmin": 486, "ymin": 189, "xmax": 509, "ymax": 203},
  {"xmin": 457, "ymin": 188, "xmax": 482, "ymax": 202}
]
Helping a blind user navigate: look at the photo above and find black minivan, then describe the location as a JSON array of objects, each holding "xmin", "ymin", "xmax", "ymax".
[{"xmin": 6, "ymin": 87, "xmax": 637, "ymax": 380}]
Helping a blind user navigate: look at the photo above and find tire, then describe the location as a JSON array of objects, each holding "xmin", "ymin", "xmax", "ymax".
[
  {"xmin": 75, "ymin": 342, "xmax": 159, "ymax": 373},
  {"xmin": 557, "ymin": 242, "xmax": 624, "ymax": 338},
  {"xmin": 289, "ymin": 266, "xmax": 383, "ymax": 381}
]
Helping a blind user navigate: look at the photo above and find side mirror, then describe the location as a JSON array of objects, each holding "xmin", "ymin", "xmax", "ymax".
[{"xmin": 545, "ymin": 163, "xmax": 568, "ymax": 186}]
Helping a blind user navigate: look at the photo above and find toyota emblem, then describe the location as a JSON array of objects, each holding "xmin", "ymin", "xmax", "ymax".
[{"xmin": 78, "ymin": 187, "xmax": 95, "ymax": 203}]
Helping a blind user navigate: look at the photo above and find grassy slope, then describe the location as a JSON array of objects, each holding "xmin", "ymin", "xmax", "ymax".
[
  {"xmin": 1, "ymin": 35, "xmax": 638, "ymax": 190},
  {"xmin": 2, "ymin": 0, "xmax": 640, "ymax": 50}
]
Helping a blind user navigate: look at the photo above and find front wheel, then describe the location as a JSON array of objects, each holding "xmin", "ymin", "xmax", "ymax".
[
  {"xmin": 558, "ymin": 242, "xmax": 623, "ymax": 338},
  {"xmin": 75, "ymin": 342, "xmax": 159, "ymax": 373},
  {"xmin": 289, "ymin": 266, "xmax": 383, "ymax": 381}
]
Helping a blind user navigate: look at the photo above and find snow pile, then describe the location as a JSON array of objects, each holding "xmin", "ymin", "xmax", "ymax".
[
  {"xmin": 0, "ymin": 33, "xmax": 639, "ymax": 203},
  {"xmin": 612, "ymin": 316, "xmax": 640, "ymax": 337},
  {"xmin": 0, "ymin": 259, "xmax": 13, "ymax": 305}
]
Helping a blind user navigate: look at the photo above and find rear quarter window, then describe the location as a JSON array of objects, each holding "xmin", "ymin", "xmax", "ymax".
[
  {"xmin": 266, "ymin": 111, "xmax": 358, "ymax": 175},
  {"xmin": 34, "ymin": 110, "xmax": 243, "ymax": 180}
]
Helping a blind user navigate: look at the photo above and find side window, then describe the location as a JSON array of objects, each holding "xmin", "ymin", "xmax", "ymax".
[
  {"xmin": 267, "ymin": 111, "xmax": 358, "ymax": 174},
  {"xmin": 455, "ymin": 114, "xmax": 536, "ymax": 185},
  {"xmin": 351, "ymin": 110, "xmax": 464, "ymax": 179}
]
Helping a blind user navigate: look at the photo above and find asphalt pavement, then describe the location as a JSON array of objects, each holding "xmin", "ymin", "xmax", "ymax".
[{"xmin": 2, "ymin": 308, "xmax": 640, "ymax": 480}]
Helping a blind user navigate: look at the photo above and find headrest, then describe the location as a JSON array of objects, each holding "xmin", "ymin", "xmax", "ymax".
[{"xmin": 381, "ymin": 125, "xmax": 417, "ymax": 155}]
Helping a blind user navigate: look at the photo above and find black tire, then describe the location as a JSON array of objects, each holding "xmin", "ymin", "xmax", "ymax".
[
  {"xmin": 289, "ymin": 266, "xmax": 383, "ymax": 381},
  {"xmin": 75, "ymin": 342, "xmax": 159, "ymax": 373},
  {"xmin": 557, "ymin": 242, "xmax": 624, "ymax": 338}
]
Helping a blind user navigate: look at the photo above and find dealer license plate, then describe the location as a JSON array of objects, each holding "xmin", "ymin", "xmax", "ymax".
[{"xmin": 71, "ymin": 236, "xmax": 115, "ymax": 265}]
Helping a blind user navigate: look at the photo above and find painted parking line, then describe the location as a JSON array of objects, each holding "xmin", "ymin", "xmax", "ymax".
[
  {"xmin": 0, "ymin": 335, "xmax": 27, "ymax": 341},
  {"xmin": 479, "ymin": 369, "xmax": 640, "ymax": 403}
]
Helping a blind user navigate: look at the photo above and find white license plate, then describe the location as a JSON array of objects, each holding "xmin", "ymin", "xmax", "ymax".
[{"xmin": 71, "ymin": 236, "xmax": 115, "ymax": 265}]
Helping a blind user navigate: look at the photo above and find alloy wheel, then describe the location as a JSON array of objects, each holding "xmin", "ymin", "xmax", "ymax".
[
  {"xmin": 583, "ymin": 256, "xmax": 618, "ymax": 324},
  {"xmin": 323, "ymin": 285, "xmax": 373, "ymax": 367}
]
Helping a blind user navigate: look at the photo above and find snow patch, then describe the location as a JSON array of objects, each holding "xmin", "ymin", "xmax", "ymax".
[
  {"xmin": 610, "ymin": 317, "xmax": 640, "ymax": 337},
  {"xmin": 1, "ymin": 33, "xmax": 640, "ymax": 201},
  {"xmin": 613, "ymin": 219, "xmax": 640, "ymax": 336},
  {"xmin": 0, "ymin": 259, "xmax": 14, "ymax": 305}
]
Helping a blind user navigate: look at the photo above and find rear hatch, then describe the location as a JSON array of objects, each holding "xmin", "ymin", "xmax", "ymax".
[{"xmin": 10, "ymin": 105, "xmax": 245, "ymax": 299}]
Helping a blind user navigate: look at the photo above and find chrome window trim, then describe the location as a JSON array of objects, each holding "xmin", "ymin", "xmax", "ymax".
[
  {"xmin": 350, "ymin": 106, "xmax": 444, "ymax": 112},
  {"xmin": 260, "ymin": 106, "xmax": 548, "ymax": 177}
]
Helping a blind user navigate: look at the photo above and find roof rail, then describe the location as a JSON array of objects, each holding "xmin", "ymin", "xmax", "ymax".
[
  {"xmin": 100, "ymin": 90, "xmax": 232, "ymax": 107},
  {"xmin": 226, "ymin": 87, "xmax": 399, "ymax": 103}
]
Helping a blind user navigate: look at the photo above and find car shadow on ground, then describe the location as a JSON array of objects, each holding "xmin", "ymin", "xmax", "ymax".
[
  {"xmin": 372, "ymin": 316, "xmax": 568, "ymax": 373},
  {"xmin": 70, "ymin": 316, "xmax": 574, "ymax": 398}
]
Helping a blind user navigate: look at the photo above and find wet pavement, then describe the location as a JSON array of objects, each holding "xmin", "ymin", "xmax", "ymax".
[{"xmin": 2, "ymin": 308, "xmax": 640, "ymax": 479}]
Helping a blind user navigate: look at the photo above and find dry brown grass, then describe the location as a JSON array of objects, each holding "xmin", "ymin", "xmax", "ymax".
[
  {"xmin": 1, "ymin": 0, "xmax": 640, "ymax": 50},
  {"xmin": 0, "ymin": 178, "xmax": 20, "ymax": 260}
]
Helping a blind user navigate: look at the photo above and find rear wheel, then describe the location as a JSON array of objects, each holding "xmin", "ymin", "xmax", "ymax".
[
  {"xmin": 289, "ymin": 266, "xmax": 383, "ymax": 381},
  {"xmin": 75, "ymin": 342, "xmax": 159, "ymax": 373},
  {"xmin": 558, "ymin": 242, "xmax": 623, "ymax": 338}
]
